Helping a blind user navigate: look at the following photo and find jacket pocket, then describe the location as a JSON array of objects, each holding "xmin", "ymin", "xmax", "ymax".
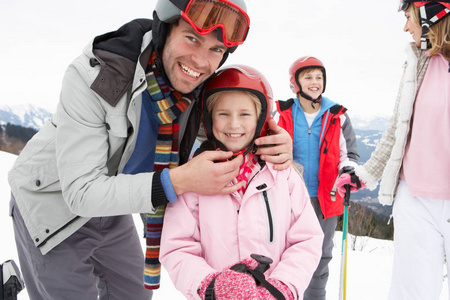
[{"xmin": 30, "ymin": 160, "xmax": 61, "ymax": 192}]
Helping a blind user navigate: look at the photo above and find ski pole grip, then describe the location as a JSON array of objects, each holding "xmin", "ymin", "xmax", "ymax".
[
  {"xmin": 250, "ymin": 254, "xmax": 273, "ymax": 274},
  {"xmin": 344, "ymin": 185, "xmax": 351, "ymax": 206},
  {"xmin": 248, "ymin": 254, "xmax": 286, "ymax": 300}
]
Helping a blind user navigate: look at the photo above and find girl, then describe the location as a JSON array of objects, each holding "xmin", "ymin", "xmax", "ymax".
[{"xmin": 160, "ymin": 65, "xmax": 324, "ymax": 299}]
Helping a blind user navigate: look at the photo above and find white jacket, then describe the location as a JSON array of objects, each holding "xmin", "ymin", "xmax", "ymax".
[{"xmin": 355, "ymin": 43, "xmax": 431, "ymax": 205}]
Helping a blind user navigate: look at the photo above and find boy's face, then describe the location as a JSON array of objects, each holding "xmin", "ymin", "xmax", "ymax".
[
  {"xmin": 162, "ymin": 19, "xmax": 228, "ymax": 94},
  {"xmin": 212, "ymin": 91, "xmax": 258, "ymax": 153},
  {"xmin": 298, "ymin": 69, "xmax": 324, "ymax": 99}
]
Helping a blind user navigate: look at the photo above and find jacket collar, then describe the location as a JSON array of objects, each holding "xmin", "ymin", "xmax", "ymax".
[{"xmin": 90, "ymin": 19, "xmax": 154, "ymax": 107}]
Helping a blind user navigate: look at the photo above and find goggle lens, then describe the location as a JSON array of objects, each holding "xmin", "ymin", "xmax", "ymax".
[
  {"xmin": 398, "ymin": 0, "xmax": 410, "ymax": 11},
  {"xmin": 182, "ymin": 0, "xmax": 250, "ymax": 47}
]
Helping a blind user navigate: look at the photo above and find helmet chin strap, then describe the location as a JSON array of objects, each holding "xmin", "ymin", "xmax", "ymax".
[
  {"xmin": 213, "ymin": 138, "xmax": 258, "ymax": 160},
  {"xmin": 419, "ymin": 17, "xmax": 431, "ymax": 50},
  {"xmin": 299, "ymin": 90, "xmax": 322, "ymax": 109},
  {"xmin": 230, "ymin": 143, "xmax": 258, "ymax": 160}
]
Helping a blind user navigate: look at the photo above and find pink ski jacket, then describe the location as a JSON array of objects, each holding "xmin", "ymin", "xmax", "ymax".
[{"xmin": 160, "ymin": 162, "xmax": 324, "ymax": 299}]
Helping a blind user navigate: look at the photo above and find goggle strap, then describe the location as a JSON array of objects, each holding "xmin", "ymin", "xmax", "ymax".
[{"xmin": 170, "ymin": 0, "xmax": 189, "ymax": 11}]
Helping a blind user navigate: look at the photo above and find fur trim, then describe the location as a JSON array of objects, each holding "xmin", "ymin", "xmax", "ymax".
[
  {"xmin": 355, "ymin": 165, "xmax": 378, "ymax": 191},
  {"xmin": 356, "ymin": 43, "xmax": 425, "ymax": 206}
]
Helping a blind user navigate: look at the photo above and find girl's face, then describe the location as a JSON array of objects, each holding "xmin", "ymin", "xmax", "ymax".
[
  {"xmin": 212, "ymin": 91, "xmax": 258, "ymax": 153},
  {"xmin": 404, "ymin": 7, "xmax": 422, "ymax": 47},
  {"xmin": 298, "ymin": 69, "xmax": 324, "ymax": 99}
]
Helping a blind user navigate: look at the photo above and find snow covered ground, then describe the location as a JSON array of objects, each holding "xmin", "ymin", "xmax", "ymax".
[{"xmin": 1, "ymin": 150, "xmax": 448, "ymax": 299}]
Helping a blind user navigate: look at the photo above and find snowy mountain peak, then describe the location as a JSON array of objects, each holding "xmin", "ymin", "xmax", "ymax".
[
  {"xmin": 0, "ymin": 103, "xmax": 52, "ymax": 130},
  {"xmin": 351, "ymin": 115, "xmax": 390, "ymax": 131}
]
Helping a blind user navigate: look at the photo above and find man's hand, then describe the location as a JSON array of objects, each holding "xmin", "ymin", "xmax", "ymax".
[
  {"xmin": 254, "ymin": 119, "xmax": 293, "ymax": 170},
  {"xmin": 169, "ymin": 151, "xmax": 245, "ymax": 196}
]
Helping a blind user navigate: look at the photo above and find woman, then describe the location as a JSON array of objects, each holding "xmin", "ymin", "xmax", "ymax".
[{"xmin": 336, "ymin": 1, "xmax": 450, "ymax": 298}]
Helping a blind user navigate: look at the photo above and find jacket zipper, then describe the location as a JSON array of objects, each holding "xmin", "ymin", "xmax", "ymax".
[{"xmin": 262, "ymin": 190, "xmax": 274, "ymax": 244}]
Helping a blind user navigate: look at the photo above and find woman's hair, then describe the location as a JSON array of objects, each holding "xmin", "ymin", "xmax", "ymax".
[
  {"xmin": 206, "ymin": 90, "xmax": 262, "ymax": 117},
  {"xmin": 292, "ymin": 162, "xmax": 304, "ymax": 178},
  {"xmin": 410, "ymin": 4, "xmax": 450, "ymax": 60}
]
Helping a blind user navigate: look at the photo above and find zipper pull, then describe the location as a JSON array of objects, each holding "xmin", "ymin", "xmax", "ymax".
[
  {"xmin": 256, "ymin": 184, "xmax": 267, "ymax": 190},
  {"xmin": 308, "ymin": 127, "xmax": 311, "ymax": 134}
]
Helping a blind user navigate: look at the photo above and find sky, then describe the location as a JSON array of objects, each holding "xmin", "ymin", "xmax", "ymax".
[{"xmin": 0, "ymin": 0, "xmax": 412, "ymax": 118}]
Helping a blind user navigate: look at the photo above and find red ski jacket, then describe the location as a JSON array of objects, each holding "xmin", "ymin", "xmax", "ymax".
[{"xmin": 277, "ymin": 98, "xmax": 358, "ymax": 218}]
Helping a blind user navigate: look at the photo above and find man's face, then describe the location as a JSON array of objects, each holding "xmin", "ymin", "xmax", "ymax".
[{"xmin": 162, "ymin": 19, "xmax": 228, "ymax": 94}]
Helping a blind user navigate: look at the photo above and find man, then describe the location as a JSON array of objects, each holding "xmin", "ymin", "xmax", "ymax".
[{"xmin": 8, "ymin": 0, "xmax": 293, "ymax": 299}]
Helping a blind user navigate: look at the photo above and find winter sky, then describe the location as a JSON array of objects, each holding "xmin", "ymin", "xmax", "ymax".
[{"xmin": 1, "ymin": 0, "xmax": 411, "ymax": 118}]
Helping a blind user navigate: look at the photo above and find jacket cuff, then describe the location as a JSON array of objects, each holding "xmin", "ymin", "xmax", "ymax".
[
  {"xmin": 160, "ymin": 169, "xmax": 177, "ymax": 202},
  {"xmin": 151, "ymin": 170, "xmax": 170, "ymax": 207},
  {"xmin": 355, "ymin": 165, "xmax": 379, "ymax": 191}
]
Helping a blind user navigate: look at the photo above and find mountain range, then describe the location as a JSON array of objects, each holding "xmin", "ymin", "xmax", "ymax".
[
  {"xmin": 0, "ymin": 104, "xmax": 391, "ymax": 214},
  {"xmin": 0, "ymin": 104, "xmax": 390, "ymax": 134},
  {"xmin": 0, "ymin": 104, "xmax": 52, "ymax": 130}
]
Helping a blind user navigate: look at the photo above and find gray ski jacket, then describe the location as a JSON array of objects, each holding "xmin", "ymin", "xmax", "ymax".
[{"xmin": 8, "ymin": 19, "xmax": 201, "ymax": 254}]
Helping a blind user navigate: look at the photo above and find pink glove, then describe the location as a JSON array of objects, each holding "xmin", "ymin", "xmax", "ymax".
[
  {"xmin": 198, "ymin": 272, "xmax": 220, "ymax": 298},
  {"xmin": 198, "ymin": 258, "xmax": 259, "ymax": 299},
  {"xmin": 336, "ymin": 173, "xmax": 366, "ymax": 197},
  {"xmin": 198, "ymin": 258, "xmax": 293, "ymax": 299},
  {"xmin": 257, "ymin": 278, "xmax": 294, "ymax": 300}
]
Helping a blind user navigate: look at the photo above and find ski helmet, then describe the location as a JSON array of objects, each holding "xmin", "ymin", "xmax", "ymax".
[
  {"xmin": 398, "ymin": 0, "xmax": 450, "ymax": 49},
  {"xmin": 202, "ymin": 64, "xmax": 273, "ymax": 152},
  {"xmin": 154, "ymin": 0, "xmax": 249, "ymax": 53},
  {"xmin": 289, "ymin": 56, "xmax": 326, "ymax": 103}
]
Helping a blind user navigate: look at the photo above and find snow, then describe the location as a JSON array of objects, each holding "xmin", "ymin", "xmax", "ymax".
[{"xmin": 0, "ymin": 150, "xmax": 448, "ymax": 299}]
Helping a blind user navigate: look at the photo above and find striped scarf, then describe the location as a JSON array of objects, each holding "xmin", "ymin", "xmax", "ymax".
[{"xmin": 144, "ymin": 52, "xmax": 191, "ymax": 290}]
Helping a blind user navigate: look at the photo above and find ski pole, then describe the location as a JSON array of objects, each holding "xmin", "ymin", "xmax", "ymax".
[{"xmin": 339, "ymin": 185, "xmax": 351, "ymax": 300}]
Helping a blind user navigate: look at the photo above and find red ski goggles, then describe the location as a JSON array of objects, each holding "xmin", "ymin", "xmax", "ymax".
[{"xmin": 181, "ymin": 0, "xmax": 250, "ymax": 48}]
